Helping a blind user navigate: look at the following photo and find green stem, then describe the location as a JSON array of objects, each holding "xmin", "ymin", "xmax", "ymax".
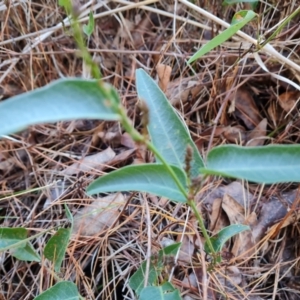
[
  {"xmin": 114, "ymin": 102, "xmax": 216, "ymax": 254},
  {"xmin": 65, "ymin": 0, "xmax": 215, "ymax": 257},
  {"xmin": 258, "ymin": 6, "xmax": 300, "ymax": 49},
  {"xmin": 148, "ymin": 138, "xmax": 216, "ymax": 255},
  {"xmin": 188, "ymin": 200, "xmax": 215, "ymax": 255},
  {"xmin": 120, "ymin": 110, "xmax": 216, "ymax": 255}
]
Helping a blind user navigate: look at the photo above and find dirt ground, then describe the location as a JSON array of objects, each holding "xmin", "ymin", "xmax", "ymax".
[{"xmin": 1, "ymin": 1, "xmax": 300, "ymax": 299}]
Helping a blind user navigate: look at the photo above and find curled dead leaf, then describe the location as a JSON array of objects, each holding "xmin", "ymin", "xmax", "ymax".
[
  {"xmin": 278, "ymin": 90, "xmax": 300, "ymax": 113},
  {"xmin": 246, "ymin": 118, "xmax": 267, "ymax": 146},
  {"xmin": 156, "ymin": 64, "xmax": 172, "ymax": 93},
  {"xmin": 222, "ymin": 194, "xmax": 256, "ymax": 258},
  {"xmin": 209, "ymin": 198, "xmax": 229, "ymax": 235},
  {"xmin": 233, "ymin": 88, "xmax": 262, "ymax": 129}
]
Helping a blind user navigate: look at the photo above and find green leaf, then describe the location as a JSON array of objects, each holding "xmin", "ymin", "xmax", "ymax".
[
  {"xmin": 140, "ymin": 283, "xmax": 181, "ymax": 300},
  {"xmin": 34, "ymin": 281, "xmax": 80, "ymax": 300},
  {"xmin": 12, "ymin": 242, "xmax": 41, "ymax": 262},
  {"xmin": 188, "ymin": 10, "xmax": 256, "ymax": 63},
  {"xmin": 44, "ymin": 228, "xmax": 71, "ymax": 273},
  {"xmin": 86, "ymin": 164, "xmax": 188, "ymax": 203},
  {"xmin": 83, "ymin": 11, "xmax": 94, "ymax": 36},
  {"xmin": 161, "ymin": 242, "xmax": 181, "ymax": 255},
  {"xmin": 202, "ymin": 144, "xmax": 300, "ymax": 184},
  {"xmin": 58, "ymin": 0, "xmax": 71, "ymax": 12},
  {"xmin": 204, "ymin": 224, "xmax": 250, "ymax": 253},
  {"xmin": 136, "ymin": 69, "xmax": 204, "ymax": 178},
  {"xmin": 0, "ymin": 78, "xmax": 119, "ymax": 137},
  {"xmin": 0, "ymin": 227, "xmax": 29, "ymax": 251},
  {"xmin": 129, "ymin": 243, "xmax": 181, "ymax": 296},
  {"xmin": 129, "ymin": 261, "xmax": 160, "ymax": 296},
  {"xmin": 0, "ymin": 228, "xmax": 40, "ymax": 261}
]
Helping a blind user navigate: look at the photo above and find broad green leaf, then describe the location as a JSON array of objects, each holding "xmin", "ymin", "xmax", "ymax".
[
  {"xmin": 83, "ymin": 11, "xmax": 95, "ymax": 36},
  {"xmin": 34, "ymin": 281, "xmax": 80, "ymax": 300},
  {"xmin": 188, "ymin": 10, "xmax": 256, "ymax": 63},
  {"xmin": 140, "ymin": 283, "xmax": 181, "ymax": 300},
  {"xmin": 12, "ymin": 242, "xmax": 41, "ymax": 262},
  {"xmin": 130, "ymin": 261, "xmax": 159, "ymax": 296},
  {"xmin": 87, "ymin": 164, "xmax": 188, "ymax": 203},
  {"xmin": 0, "ymin": 228, "xmax": 27, "ymax": 250},
  {"xmin": 136, "ymin": 69, "xmax": 204, "ymax": 178},
  {"xmin": 0, "ymin": 228, "xmax": 40, "ymax": 261},
  {"xmin": 204, "ymin": 224, "xmax": 250, "ymax": 253},
  {"xmin": 0, "ymin": 78, "xmax": 119, "ymax": 137},
  {"xmin": 129, "ymin": 243, "xmax": 181, "ymax": 296},
  {"xmin": 201, "ymin": 144, "xmax": 300, "ymax": 183},
  {"xmin": 44, "ymin": 228, "xmax": 71, "ymax": 272}
]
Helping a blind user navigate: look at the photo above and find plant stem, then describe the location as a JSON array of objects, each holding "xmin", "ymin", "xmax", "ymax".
[
  {"xmin": 116, "ymin": 104, "xmax": 216, "ymax": 254},
  {"xmin": 66, "ymin": 0, "xmax": 216, "ymax": 257},
  {"xmin": 258, "ymin": 6, "xmax": 300, "ymax": 49},
  {"xmin": 187, "ymin": 199, "xmax": 215, "ymax": 255}
]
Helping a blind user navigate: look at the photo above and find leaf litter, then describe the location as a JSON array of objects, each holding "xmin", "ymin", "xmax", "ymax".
[
  {"xmin": 72, "ymin": 193, "xmax": 126, "ymax": 236},
  {"xmin": 1, "ymin": 1, "xmax": 300, "ymax": 299}
]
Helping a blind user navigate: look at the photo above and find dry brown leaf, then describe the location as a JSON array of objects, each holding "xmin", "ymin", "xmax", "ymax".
[
  {"xmin": 72, "ymin": 193, "xmax": 125, "ymax": 236},
  {"xmin": 120, "ymin": 132, "xmax": 136, "ymax": 149},
  {"xmin": 156, "ymin": 64, "xmax": 172, "ymax": 93},
  {"xmin": 252, "ymin": 190, "xmax": 298, "ymax": 241},
  {"xmin": 222, "ymin": 125, "xmax": 246, "ymax": 144},
  {"xmin": 278, "ymin": 91, "xmax": 300, "ymax": 112},
  {"xmin": 231, "ymin": 212, "xmax": 257, "ymax": 258},
  {"xmin": 134, "ymin": 143, "xmax": 148, "ymax": 164},
  {"xmin": 166, "ymin": 76, "xmax": 203, "ymax": 106},
  {"xmin": 62, "ymin": 147, "xmax": 116, "ymax": 175},
  {"xmin": 233, "ymin": 87, "xmax": 262, "ymax": 129},
  {"xmin": 246, "ymin": 118, "xmax": 267, "ymax": 146},
  {"xmin": 201, "ymin": 181, "xmax": 255, "ymax": 209},
  {"xmin": 222, "ymin": 194, "xmax": 256, "ymax": 258},
  {"xmin": 268, "ymin": 211, "xmax": 300, "ymax": 235},
  {"xmin": 222, "ymin": 194, "xmax": 247, "ymax": 225},
  {"xmin": 109, "ymin": 148, "xmax": 135, "ymax": 166},
  {"xmin": 209, "ymin": 198, "xmax": 229, "ymax": 235},
  {"xmin": 267, "ymin": 101, "xmax": 280, "ymax": 127}
]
